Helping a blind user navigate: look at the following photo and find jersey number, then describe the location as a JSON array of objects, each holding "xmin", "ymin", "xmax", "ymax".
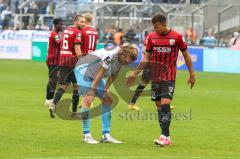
[
  {"xmin": 88, "ymin": 35, "xmax": 96, "ymax": 50},
  {"xmin": 63, "ymin": 34, "xmax": 69, "ymax": 50}
]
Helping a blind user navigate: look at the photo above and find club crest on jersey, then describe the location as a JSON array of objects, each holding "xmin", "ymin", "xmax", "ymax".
[
  {"xmin": 104, "ymin": 56, "xmax": 113, "ymax": 65},
  {"xmin": 54, "ymin": 35, "xmax": 60, "ymax": 41},
  {"xmin": 169, "ymin": 39, "xmax": 175, "ymax": 46}
]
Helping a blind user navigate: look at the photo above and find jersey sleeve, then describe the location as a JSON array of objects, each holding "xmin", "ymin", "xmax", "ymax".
[
  {"xmin": 145, "ymin": 34, "xmax": 153, "ymax": 54},
  {"xmin": 74, "ymin": 30, "xmax": 82, "ymax": 45},
  {"xmin": 177, "ymin": 34, "xmax": 188, "ymax": 52},
  {"xmin": 102, "ymin": 56, "xmax": 113, "ymax": 69}
]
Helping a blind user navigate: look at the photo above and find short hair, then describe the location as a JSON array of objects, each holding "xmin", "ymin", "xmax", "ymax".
[
  {"xmin": 74, "ymin": 15, "xmax": 84, "ymax": 22},
  {"xmin": 82, "ymin": 12, "xmax": 92, "ymax": 23},
  {"xmin": 152, "ymin": 13, "xmax": 167, "ymax": 24},
  {"xmin": 120, "ymin": 44, "xmax": 138, "ymax": 61},
  {"xmin": 53, "ymin": 18, "xmax": 63, "ymax": 25}
]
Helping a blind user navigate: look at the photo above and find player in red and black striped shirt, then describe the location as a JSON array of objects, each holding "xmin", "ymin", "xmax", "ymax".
[
  {"xmin": 126, "ymin": 13, "xmax": 195, "ymax": 147},
  {"xmin": 49, "ymin": 15, "xmax": 85, "ymax": 118},
  {"xmin": 81, "ymin": 12, "xmax": 99, "ymax": 55},
  {"xmin": 45, "ymin": 18, "xmax": 63, "ymax": 107}
]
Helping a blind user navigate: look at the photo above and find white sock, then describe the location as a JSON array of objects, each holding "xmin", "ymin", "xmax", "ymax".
[
  {"xmin": 103, "ymin": 133, "xmax": 110, "ymax": 138},
  {"xmin": 84, "ymin": 133, "xmax": 91, "ymax": 137}
]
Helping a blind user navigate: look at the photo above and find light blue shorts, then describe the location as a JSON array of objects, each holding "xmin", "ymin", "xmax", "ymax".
[{"xmin": 74, "ymin": 68, "xmax": 106, "ymax": 98}]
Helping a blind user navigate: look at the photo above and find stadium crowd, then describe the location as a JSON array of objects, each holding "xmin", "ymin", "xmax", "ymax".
[{"xmin": 1, "ymin": 0, "xmax": 239, "ymax": 49}]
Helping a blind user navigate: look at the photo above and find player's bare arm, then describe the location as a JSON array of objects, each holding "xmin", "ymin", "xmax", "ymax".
[
  {"xmin": 84, "ymin": 66, "xmax": 106, "ymax": 104},
  {"xmin": 182, "ymin": 49, "xmax": 196, "ymax": 89},
  {"xmin": 126, "ymin": 52, "xmax": 150, "ymax": 87},
  {"xmin": 105, "ymin": 70, "xmax": 120, "ymax": 92},
  {"xmin": 102, "ymin": 71, "xmax": 120, "ymax": 103},
  {"xmin": 74, "ymin": 44, "xmax": 83, "ymax": 59}
]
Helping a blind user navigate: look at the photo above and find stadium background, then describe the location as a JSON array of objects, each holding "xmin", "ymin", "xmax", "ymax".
[{"xmin": 0, "ymin": 0, "xmax": 240, "ymax": 159}]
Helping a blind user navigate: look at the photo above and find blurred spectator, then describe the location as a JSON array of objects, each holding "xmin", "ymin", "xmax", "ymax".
[
  {"xmin": 124, "ymin": 28, "xmax": 136, "ymax": 43},
  {"xmin": 113, "ymin": 28, "xmax": 124, "ymax": 45},
  {"xmin": 218, "ymin": 38, "xmax": 227, "ymax": 47},
  {"xmin": 185, "ymin": 27, "xmax": 197, "ymax": 45},
  {"xmin": 229, "ymin": 32, "xmax": 239, "ymax": 47},
  {"xmin": 230, "ymin": 32, "xmax": 240, "ymax": 50},
  {"xmin": 199, "ymin": 31, "xmax": 207, "ymax": 46},
  {"xmin": 202, "ymin": 30, "xmax": 216, "ymax": 48},
  {"xmin": 0, "ymin": 0, "xmax": 6, "ymax": 13},
  {"xmin": 96, "ymin": 25, "xmax": 104, "ymax": 42},
  {"xmin": 1, "ymin": 5, "xmax": 12, "ymax": 29},
  {"xmin": 103, "ymin": 27, "xmax": 110, "ymax": 41},
  {"xmin": 135, "ymin": 26, "xmax": 142, "ymax": 44},
  {"xmin": 46, "ymin": 0, "xmax": 55, "ymax": 15}
]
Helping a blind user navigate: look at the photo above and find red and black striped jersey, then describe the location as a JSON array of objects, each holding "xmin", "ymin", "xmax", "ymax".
[
  {"xmin": 146, "ymin": 29, "xmax": 187, "ymax": 82},
  {"xmin": 81, "ymin": 26, "xmax": 98, "ymax": 56},
  {"xmin": 59, "ymin": 26, "xmax": 82, "ymax": 68},
  {"xmin": 46, "ymin": 31, "xmax": 61, "ymax": 66}
]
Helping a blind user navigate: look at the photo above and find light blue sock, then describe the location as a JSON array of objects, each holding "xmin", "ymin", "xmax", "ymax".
[
  {"xmin": 102, "ymin": 105, "xmax": 112, "ymax": 134},
  {"xmin": 80, "ymin": 107, "xmax": 90, "ymax": 134}
]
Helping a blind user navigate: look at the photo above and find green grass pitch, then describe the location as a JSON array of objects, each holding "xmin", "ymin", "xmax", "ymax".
[{"xmin": 0, "ymin": 60, "xmax": 240, "ymax": 159}]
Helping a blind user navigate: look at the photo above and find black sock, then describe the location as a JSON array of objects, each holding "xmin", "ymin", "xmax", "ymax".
[
  {"xmin": 72, "ymin": 90, "xmax": 79, "ymax": 112},
  {"xmin": 157, "ymin": 104, "xmax": 172, "ymax": 137},
  {"xmin": 46, "ymin": 82, "xmax": 55, "ymax": 100},
  {"xmin": 53, "ymin": 88, "xmax": 65, "ymax": 105},
  {"xmin": 130, "ymin": 84, "xmax": 145, "ymax": 104}
]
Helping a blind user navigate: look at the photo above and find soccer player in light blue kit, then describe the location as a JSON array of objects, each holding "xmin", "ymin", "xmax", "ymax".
[{"xmin": 74, "ymin": 44, "xmax": 138, "ymax": 144}]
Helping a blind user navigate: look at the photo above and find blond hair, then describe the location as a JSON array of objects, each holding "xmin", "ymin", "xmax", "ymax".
[
  {"xmin": 120, "ymin": 44, "xmax": 138, "ymax": 61},
  {"xmin": 83, "ymin": 12, "xmax": 92, "ymax": 23}
]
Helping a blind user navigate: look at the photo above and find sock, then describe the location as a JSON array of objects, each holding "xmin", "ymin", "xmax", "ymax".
[
  {"xmin": 72, "ymin": 90, "xmax": 79, "ymax": 112},
  {"xmin": 102, "ymin": 105, "xmax": 112, "ymax": 134},
  {"xmin": 157, "ymin": 104, "xmax": 172, "ymax": 137},
  {"xmin": 46, "ymin": 82, "xmax": 55, "ymax": 100},
  {"xmin": 53, "ymin": 88, "xmax": 65, "ymax": 105},
  {"xmin": 80, "ymin": 107, "xmax": 90, "ymax": 134},
  {"xmin": 130, "ymin": 84, "xmax": 145, "ymax": 104}
]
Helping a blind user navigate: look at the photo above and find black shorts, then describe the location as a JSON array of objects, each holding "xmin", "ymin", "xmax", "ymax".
[
  {"xmin": 48, "ymin": 65, "xmax": 59, "ymax": 79},
  {"xmin": 141, "ymin": 68, "xmax": 151, "ymax": 83},
  {"xmin": 58, "ymin": 66, "xmax": 77, "ymax": 85},
  {"xmin": 151, "ymin": 80, "xmax": 175, "ymax": 101}
]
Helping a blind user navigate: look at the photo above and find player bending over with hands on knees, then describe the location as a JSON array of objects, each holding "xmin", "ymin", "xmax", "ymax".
[{"xmin": 74, "ymin": 44, "xmax": 138, "ymax": 144}]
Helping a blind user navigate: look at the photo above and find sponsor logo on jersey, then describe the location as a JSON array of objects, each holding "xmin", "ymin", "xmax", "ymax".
[{"xmin": 153, "ymin": 47, "xmax": 172, "ymax": 53}]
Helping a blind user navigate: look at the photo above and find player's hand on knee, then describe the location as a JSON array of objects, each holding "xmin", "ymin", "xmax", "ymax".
[{"xmin": 84, "ymin": 89, "xmax": 95, "ymax": 104}]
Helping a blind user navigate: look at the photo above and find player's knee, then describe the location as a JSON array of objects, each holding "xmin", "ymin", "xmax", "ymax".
[
  {"xmin": 49, "ymin": 78, "xmax": 57, "ymax": 88},
  {"xmin": 60, "ymin": 85, "xmax": 68, "ymax": 91},
  {"xmin": 82, "ymin": 101, "xmax": 91, "ymax": 108},
  {"xmin": 102, "ymin": 98, "xmax": 113, "ymax": 105},
  {"xmin": 140, "ymin": 81, "xmax": 149, "ymax": 87},
  {"xmin": 73, "ymin": 84, "xmax": 79, "ymax": 90},
  {"xmin": 73, "ymin": 89, "xmax": 78, "ymax": 95}
]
